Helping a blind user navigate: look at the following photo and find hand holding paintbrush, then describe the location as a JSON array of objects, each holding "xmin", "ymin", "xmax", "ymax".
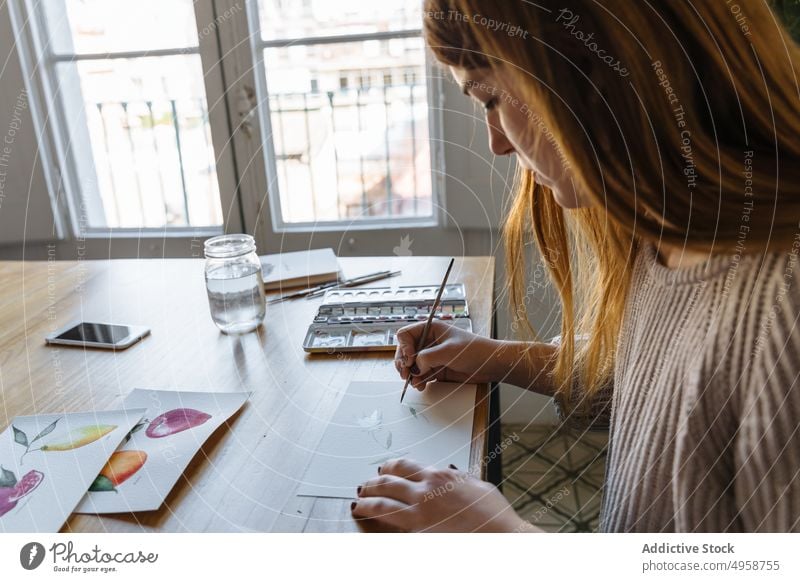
[{"xmin": 399, "ymin": 258, "xmax": 455, "ymax": 403}]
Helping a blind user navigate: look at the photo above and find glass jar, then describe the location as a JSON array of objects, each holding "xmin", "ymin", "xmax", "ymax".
[{"xmin": 204, "ymin": 234, "xmax": 265, "ymax": 334}]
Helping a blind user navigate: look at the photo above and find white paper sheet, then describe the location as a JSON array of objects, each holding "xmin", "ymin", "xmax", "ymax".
[
  {"xmin": 75, "ymin": 389, "xmax": 248, "ymax": 514},
  {"xmin": 0, "ymin": 409, "xmax": 146, "ymax": 532},
  {"xmin": 297, "ymin": 381, "xmax": 476, "ymax": 498}
]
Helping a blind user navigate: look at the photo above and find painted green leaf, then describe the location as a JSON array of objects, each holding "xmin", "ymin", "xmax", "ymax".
[
  {"xmin": 0, "ymin": 465, "xmax": 17, "ymax": 488},
  {"xmin": 31, "ymin": 418, "xmax": 59, "ymax": 444},
  {"xmin": 88, "ymin": 475, "xmax": 116, "ymax": 492},
  {"xmin": 408, "ymin": 407, "xmax": 417, "ymax": 419},
  {"xmin": 12, "ymin": 426, "xmax": 28, "ymax": 447},
  {"xmin": 385, "ymin": 432, "xmax": 392, "ymax": 449}
]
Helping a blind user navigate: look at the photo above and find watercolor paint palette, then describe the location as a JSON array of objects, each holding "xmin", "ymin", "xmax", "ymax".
[{"xmin": 303, "ymin": 284, "xmax": 472, "ymax": 353}]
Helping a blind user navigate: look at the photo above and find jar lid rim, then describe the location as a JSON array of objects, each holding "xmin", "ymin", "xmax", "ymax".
[{"xmin": 204, "ymin": 234, "xmax": 256, "ymax": 258}]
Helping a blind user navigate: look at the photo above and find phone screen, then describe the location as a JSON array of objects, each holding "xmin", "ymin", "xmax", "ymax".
[{"xmin": 55, "ymin": 323, "xmax": 134, "ymax": 345}]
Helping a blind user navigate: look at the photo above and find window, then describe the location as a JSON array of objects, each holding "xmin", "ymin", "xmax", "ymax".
[
  {"xmin": 252, "ymin": 0, "xmax": 436, "ymax": 228},
  {"xmin": 12, "ymin": 0, "xmax": 440, "ymax": 242},
  {"xmin": 22, "ymin": 0, "xmax": 224, "ymax": 233}
]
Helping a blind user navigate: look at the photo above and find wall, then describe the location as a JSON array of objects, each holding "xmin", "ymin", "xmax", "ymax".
[{"xmin": 0, "ymin": 2, "xmax": 58, "ymax": 249}]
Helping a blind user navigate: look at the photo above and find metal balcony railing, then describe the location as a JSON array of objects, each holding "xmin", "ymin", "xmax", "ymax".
[
  {"xmin": 89, "ymin": 84, "xmax": 431, "ymax": 228},
  {"xmin": 91, "ymin": 97, "xmax": 218, "ymax": 228},
  {"xmin": 267, "ymin": 83, "xmax": 431, "ymax": 222}
]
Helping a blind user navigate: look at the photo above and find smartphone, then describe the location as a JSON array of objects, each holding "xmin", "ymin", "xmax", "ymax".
[{"xmin": 45, "ymin": 322, "xmax": 151, "ymax": 350}]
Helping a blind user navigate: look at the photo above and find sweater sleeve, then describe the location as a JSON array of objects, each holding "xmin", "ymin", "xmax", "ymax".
[
  {"xmin": 548, "ymin": 335, "xmax": 614, "ymax": 431},
  {"xmin": 734, "ymin": 287, "xmax": 800, "ymax": 532}
]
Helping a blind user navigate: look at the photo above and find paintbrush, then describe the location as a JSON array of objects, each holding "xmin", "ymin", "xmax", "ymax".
[
  {"xmin": 400, "ymin": 257, "xmax": 455, "ymax": 403},
  {"xmin": 267, "ymin": 270, "xmax": 398, "ymax": 304}
]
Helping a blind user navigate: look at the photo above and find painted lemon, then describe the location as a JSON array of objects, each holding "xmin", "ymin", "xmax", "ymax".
[{"xmin": 40, "ymin": 424, "xmax": 117, "ymax": 451}]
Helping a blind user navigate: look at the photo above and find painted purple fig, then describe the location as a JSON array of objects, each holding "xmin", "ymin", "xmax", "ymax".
[
  {"xmin": 0, "ymin": 470, "xmax": 44, "ymax": 518},
  {"xmin": 0, "ymin": 488, "xmax": 16, "ymax": 518},
  {"xmin": 145, "ymin": 408, "xmax": 212, "ymax": 438}
]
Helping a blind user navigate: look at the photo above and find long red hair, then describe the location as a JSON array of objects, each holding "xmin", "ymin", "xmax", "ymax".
[{"xmin": 424, "ymin": 1, "xmax": 800, "ymax": 412}]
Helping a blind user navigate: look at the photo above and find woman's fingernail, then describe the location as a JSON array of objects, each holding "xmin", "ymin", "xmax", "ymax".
[
  {"xmin": 351, "ymin": 501, "xmax": 357, "ymax": 511},
  {"xmin": 448, "ymin": 464, "xmax": 458, "ymax": 470},
  {"xmin": 357, "ymin": 485, "xmax": 362, "ymax": 496},
  {"xmin": 411, "ymin": 364, "xmax": 420, "ymax": 375}
]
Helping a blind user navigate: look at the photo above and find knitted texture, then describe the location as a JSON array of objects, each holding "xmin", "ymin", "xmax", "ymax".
[{"xmin": 557, "ymin": 242, "xmax": 800, "ymax": 532}]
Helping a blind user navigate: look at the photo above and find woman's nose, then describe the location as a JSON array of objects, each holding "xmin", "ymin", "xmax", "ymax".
[{"xmin": 487, "ymin": 121, "xmax": 515, "ymax": 156}]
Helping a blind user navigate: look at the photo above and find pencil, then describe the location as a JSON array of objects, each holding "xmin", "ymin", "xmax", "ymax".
[{"xmin": 400, "ymin": 258, "xmax": 455, "ymax": 403}]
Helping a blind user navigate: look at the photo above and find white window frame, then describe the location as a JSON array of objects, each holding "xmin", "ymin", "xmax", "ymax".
[
  {"xmin": 5, "ymin": 0, "xmax": 506, "ymax": 259},
  {"xmin": 7, "ymin": 0, "xmax": 244, "ymax": 245},
  {"xmin": 244, "ymin": 0, "xmax": 445, "ymax": 235}
]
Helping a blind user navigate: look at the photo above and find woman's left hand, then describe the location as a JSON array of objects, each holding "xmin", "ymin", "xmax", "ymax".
[{"xmin": 351, "ymin": 457, "xmax": 538, "ymax": 532}]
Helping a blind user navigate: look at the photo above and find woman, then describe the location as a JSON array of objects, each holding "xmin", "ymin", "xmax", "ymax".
[{"xmin": 351, "ymin": 0, "xmax": 800, "ymax": 532}]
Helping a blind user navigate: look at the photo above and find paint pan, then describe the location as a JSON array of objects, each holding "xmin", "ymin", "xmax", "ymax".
[{"xmin": 303, "ymin": 283, "xmax": 472, "ymax": 353}]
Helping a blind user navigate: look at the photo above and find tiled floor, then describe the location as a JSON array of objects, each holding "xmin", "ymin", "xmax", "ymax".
[{"xmin": 500, "ymin": 424, "xmax": 609, "ymax": 532}]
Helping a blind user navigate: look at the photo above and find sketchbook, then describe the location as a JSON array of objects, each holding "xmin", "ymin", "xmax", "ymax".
[
  {"xmin": 297, "ymin": 381, "xmax": 476, "ymax": 499},
  {"xmin": 260, "ymin": 248, "xmax": 340, "ymax": 290}
]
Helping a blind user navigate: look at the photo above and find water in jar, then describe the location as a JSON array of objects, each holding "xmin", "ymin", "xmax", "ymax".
[{"xmin": 205, "ymin": 262, "xmax": 265, "ymax": 334}]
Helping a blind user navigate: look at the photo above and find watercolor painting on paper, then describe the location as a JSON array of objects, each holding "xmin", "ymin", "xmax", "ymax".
[
  {"xmin": 0, "ymin": 409, "xmax": 146, "ymax": 533},
  {"xmin": 75, "ymin": 389, "xmax": 248, "ymax": 514},
  {"xmin": 297, "ymin": 381, "xmax": 476, "ymax": 499}
]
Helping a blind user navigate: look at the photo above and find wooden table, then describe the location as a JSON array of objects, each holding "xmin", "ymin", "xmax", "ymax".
[{"xmin": 0, "ymin": 255, "xmax": 495, "ymax": 532}]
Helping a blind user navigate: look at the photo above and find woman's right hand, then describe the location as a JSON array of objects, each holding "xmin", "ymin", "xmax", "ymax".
[{"xmin": 394, "ymin": 320, "xmax": 501, "ymax": 389}]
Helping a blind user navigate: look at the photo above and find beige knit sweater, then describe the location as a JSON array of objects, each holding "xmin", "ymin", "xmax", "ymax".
[{"xmin": 556, "ymin": 242, "xmax": 800, "ymax": 532}]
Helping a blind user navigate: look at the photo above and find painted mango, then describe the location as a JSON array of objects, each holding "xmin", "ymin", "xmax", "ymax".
[
  {"xmin": 145, "ymin": 409, "xmax": 211, "ymax": 438},
  {"xmin": 40, "ymin": 424, "xmax": 117, "ymax": 451},
  {"xmin": 0, "ymin": 470, "xmax": 44, "ymax": 518},
  {"xmin": 89, "ymin": 451, "xmax": 147, "ymax": 492}
]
